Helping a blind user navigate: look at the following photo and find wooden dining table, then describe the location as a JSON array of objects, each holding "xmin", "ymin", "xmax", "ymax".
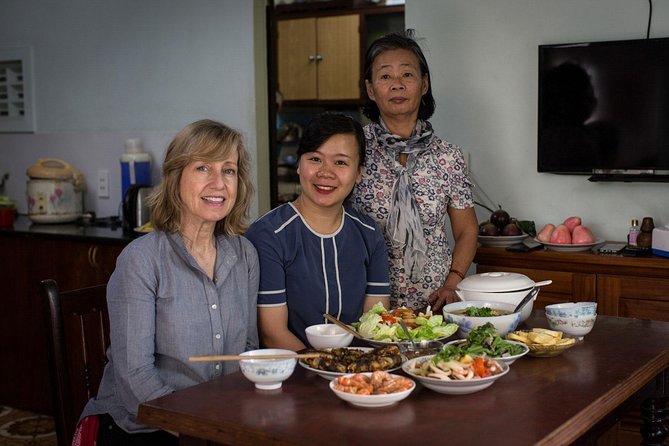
[{"xmin": 138, "ymin": 312, "xmax": 669, "ymax": 445}]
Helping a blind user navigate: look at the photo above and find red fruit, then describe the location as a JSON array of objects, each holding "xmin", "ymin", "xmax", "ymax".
[
  {"xmin": 563, "ymin": 216, "xmax": 582, "ymax": 233},
  {"xmin": 572, "ymin": 225, "xmax": 594, "ymax": 244},
  {"xmin": 536, "ymin": 224, "xmax": 555, "ymax": 243},
  {"xmin": 549, "ymin": 224, "xmax": 572, "ymax": 244}
]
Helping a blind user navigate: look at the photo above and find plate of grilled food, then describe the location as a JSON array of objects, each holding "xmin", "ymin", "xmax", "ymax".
[{"xmin": 299, "ymin": 345, "xmax": 403, "ymax": 380}]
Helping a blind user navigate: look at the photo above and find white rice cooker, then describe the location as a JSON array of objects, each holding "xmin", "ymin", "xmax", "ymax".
[{"xmin": 26, "ymin": 158, "xmax": 85, "ymax": 223}]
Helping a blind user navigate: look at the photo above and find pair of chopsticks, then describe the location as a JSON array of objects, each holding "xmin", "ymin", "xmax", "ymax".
[
  {"xmin": 322, "ymin": 313, "xmax": 365, "ymax": 339},
  {"xmin": 189, "ymin": 352, "xmax": 326, "ymax": 362}
]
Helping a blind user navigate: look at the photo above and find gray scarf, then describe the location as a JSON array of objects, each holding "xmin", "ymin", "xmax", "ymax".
[{"xmin": 373, "ymin": 119, "xmax": 434, "ymax": 281}]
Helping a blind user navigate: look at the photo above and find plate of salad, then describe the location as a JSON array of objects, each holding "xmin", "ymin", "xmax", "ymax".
[
  {"xmin": 444, "ymin": 322, "xmax": 529, "ymax": 365},
  {"xmin": 352, "ymin": 303, "xmax": 458, "ymax": 346}
]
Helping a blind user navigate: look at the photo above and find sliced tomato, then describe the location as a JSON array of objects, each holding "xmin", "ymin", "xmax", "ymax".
[
  {"xmin": 390, "ymin": 308, "xmax": 415, "ymax": 318},
  {"xmin": 380, "ymin": 313, "xmax": 399, "ymax": 324},
  {"xmin": 472, "ymin": 357, "xmax": 491, "ymax": 378}
]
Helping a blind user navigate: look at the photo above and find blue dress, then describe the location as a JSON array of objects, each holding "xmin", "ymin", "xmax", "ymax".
[{"xmin": 245, "ymin": 203, "xmax": 390, "ymax": 346}]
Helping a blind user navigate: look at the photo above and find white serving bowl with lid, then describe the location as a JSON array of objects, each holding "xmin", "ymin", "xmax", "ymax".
[{"xmin": 456, "ymin": 272, "xmax": 552, "ymax": 322}]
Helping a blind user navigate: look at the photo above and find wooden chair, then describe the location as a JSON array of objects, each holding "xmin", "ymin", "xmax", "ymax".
[{"xmin": 40, "ymin": 279, "xmax": 110, "ymax": 446}]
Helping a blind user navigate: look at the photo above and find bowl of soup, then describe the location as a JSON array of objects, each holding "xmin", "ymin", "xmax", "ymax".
[{"xmin": 442, "ymin": 301, "xmax": 521, "ymax": 338}]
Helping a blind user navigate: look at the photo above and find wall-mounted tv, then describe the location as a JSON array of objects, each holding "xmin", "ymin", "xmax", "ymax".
[{"xmin": 538, "ymin": 37, "xmax": 669, "ymax": 182}]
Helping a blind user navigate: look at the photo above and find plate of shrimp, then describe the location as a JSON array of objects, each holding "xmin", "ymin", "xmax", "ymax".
[{"xmin": 329, "ymin": 371, "xmax": 415, "ymax": 408}]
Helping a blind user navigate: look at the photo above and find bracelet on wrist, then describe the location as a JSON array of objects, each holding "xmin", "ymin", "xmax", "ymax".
[{"xmin": 448, "ymin": 268, "xmax": 466, "ymax": 280}]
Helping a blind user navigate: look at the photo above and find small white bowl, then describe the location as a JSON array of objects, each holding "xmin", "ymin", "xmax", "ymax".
[
  {"xmin": 329, "ymin": 372, "xmax": 415, "ymax": 408},
  {"xmin": 545, "ymin": 302, "xmax": 597, "ymax": 318},
  {"xmin": 442, "ymin": 301, "xmax": 521, "ymax": 338},
  {"xmin": 305, "ymin": 323, "xmax": 354, "ymax": 349},
  {"xmin": 402, "ymin": 355, "xmax": 510, "ymax": 395},
  {"xmin": 545, "ymin": 313, "xmax": 597, "ymax": 340},
  {"xmin": 239, "ymin": 348, "xmax": 297, "ymax": 390}
]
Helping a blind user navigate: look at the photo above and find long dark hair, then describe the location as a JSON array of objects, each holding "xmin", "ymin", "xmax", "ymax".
[{"xmin": 361, "ymin": 29, "xmax": 436, "ymax": 123}]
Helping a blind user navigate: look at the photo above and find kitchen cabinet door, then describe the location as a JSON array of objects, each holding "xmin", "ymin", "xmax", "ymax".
[
  {"xmin": 277, "ymin": 14, "xmax": 360, "ymax": 101},
  {"xmin": 277, "ymin": 18, "xmax": 317, "ymax": 101},
  {"xmin": 597, "ymin": 275, "xmax": 669, "ymax": 321},
  {"xmin": 0, "ymin": 234, "xmax": 125, "ymax": 414}
]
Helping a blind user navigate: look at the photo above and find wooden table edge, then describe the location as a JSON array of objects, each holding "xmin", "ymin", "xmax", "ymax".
[{"xmin": 536, "ymin": 348, "xmax": 669, "ymax": 445}]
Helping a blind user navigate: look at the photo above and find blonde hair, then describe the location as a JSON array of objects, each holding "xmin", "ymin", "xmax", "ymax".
[{"xmin": 149, "ymin": 119, "xmax": 254, "ymax": 235}]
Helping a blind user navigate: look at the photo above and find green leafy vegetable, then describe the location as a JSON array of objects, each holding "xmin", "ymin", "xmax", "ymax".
[
  {"xmin": 463, "ymin": 307, "xmax": 496, "ymax": 317},
  {"xmin": 458, "ymin": 323, "xmax": 526, "ymax": 358}
]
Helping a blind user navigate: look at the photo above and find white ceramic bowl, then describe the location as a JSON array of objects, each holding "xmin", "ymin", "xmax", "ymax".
[
  {"xmin": 545, "ymin": 302, "xmax": 598, "ymax": 318},
  {"xmin": 239, "ymin": 349, "xmax": 297, "ymax": 390},
  {"xmin": 546, "ymin": 313, "xmax": 597, "ymax": 339},
  {"xmin": 442, "ymin": 301, "xmax": 522, "ymax": 338},
  {"xmin": 455, "ymin": 288, "xmax": 536, "ymax": 322},
  {"xmin": 402, "ymin": 355, "xmax": 510, "ymax": 395},
  {"xmin": 329, "ymin": 372, "xmax": 416, "ymax": 407},
  {"xmin": 305, "ymin": 323, "xmax": 354, "ymax": 349},
  {"xmin": 444, "ymin": 339, "xmax": 529, "ymax": 365}
]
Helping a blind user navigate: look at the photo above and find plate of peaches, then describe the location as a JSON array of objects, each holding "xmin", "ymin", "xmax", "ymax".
[{"xmin": 535, "ymin": 217, "xmax": 604, "ymax": 252}]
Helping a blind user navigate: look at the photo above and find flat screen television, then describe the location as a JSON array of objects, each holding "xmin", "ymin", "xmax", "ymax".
[{"xmin": 537, "ymin": 37, "xmax": 669, "ymax": 182}]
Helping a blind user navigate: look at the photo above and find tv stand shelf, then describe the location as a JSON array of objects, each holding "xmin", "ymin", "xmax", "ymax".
[
  {"xmin": 473, "ymin": 245, "xmax": 669, "ymax": 321},
  {"xmin": 588, "ymin": 174, "xmax": 669, "ymax": 183}
]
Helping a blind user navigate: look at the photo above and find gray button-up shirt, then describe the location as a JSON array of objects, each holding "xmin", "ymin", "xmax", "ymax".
[{"xmin": 81, "ymin": 230, "xmax": 259, "ymax": 432}]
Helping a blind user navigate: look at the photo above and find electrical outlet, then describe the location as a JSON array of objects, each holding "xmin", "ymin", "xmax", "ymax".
[{"xmin": 97, "ymin": 169, "xmax": 109, "ymax": 198}]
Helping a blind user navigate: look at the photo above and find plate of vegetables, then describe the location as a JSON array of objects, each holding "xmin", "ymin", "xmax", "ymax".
[
  {"xmin": 444, "ymin": 323, "xmax": 529, "ymax": 365},
  {"xmin": 352, "ymin": 303, "xmax": 459, "ymax": 346},
  {"xmin": 402, "ymin": 348, "xmax": 509, "ymax": 395}
]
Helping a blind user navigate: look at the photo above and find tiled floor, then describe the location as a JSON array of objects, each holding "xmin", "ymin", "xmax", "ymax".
[{"xmin": 0, "ymin": 406, "xmax": 56, "ymax": 446}]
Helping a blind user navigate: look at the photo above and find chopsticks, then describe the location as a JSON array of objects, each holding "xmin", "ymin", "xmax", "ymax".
[
  {"xmin": 322, "ymin": 313, "xmax": 365, "ymax": 339},
  {"xmin": 189, "ymin": 353, "xmax": 326, "ymax": 362}
]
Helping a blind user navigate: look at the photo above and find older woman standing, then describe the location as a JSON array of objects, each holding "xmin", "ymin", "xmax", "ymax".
[
  {"xmin": 350, "ymin": 31, "xmax": 478, "ymax": 313},
  {"xmin": 78, "ymin": 120, "xmax": 259, "ymax": 445}
]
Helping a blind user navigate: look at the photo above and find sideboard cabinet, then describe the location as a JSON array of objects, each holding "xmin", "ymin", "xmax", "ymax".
[
  {"xmin": 474, "ymin": 246, "xmax": 669, "ymax": 321},
  {"xmin": 0, "ymin": 223, "xmax": 128, "ymax": 414}
]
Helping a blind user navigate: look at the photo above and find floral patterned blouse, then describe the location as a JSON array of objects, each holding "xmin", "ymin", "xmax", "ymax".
[{"xmin": 350, "ymin": 122, "xmax": 474, "ymax": 311}]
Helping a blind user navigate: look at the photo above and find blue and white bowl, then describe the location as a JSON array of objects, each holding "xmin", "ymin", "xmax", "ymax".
[
  {"xmin": 239, "ymin": 348, "xmax": 297, "ymax": 390},
  {"xmin": 442, "ymin": 301, "xmax": 521, "ymax": 338},
  {"xmin": 545, "ymin": 302, "xmax": 597, "ymax": 318},
  {"xmin": 546, "ymin": 313, "xmax": 597, "ymax": 340}
]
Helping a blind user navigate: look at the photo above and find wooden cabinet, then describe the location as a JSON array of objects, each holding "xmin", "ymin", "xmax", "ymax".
[
  {"xmin": 474, "ymin": 246, "xmax": 669, "ymax": 320},
  {"xmin": 277, "ymin": 14, "xmax": 360, "ymax": 101},
  {"xmin": 0, "ymin": 230, "xmax": 126, "ymax": 414}
]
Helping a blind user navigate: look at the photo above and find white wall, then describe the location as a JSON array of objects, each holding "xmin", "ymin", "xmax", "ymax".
[
  {"xmin": 408, "ymin": 0, "xmax": 669, "ymax": 241},
  {"xmin": 0, "ymin": 0, "xmax": 268, "ymax": 218}
]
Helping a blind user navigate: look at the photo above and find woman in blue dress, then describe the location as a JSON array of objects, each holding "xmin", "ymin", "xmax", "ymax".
[{"xmin": 246, "ymin": 113, "xmax": 390, "ymax": 350}]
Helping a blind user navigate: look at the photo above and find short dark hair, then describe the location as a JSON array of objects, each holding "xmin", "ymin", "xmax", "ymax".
[
  {"xmin": 297, "ymin": 112, "xmax": 366, "ymax": 167},
  {"xmin": 361, "ymin": 29, "xmax": 436, "ymax": 123}
]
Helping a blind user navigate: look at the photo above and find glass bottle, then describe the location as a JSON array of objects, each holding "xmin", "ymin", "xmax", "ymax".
[{"xmin": 628, "ymin": 219, "xmax": 640, "ymax": 247}]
